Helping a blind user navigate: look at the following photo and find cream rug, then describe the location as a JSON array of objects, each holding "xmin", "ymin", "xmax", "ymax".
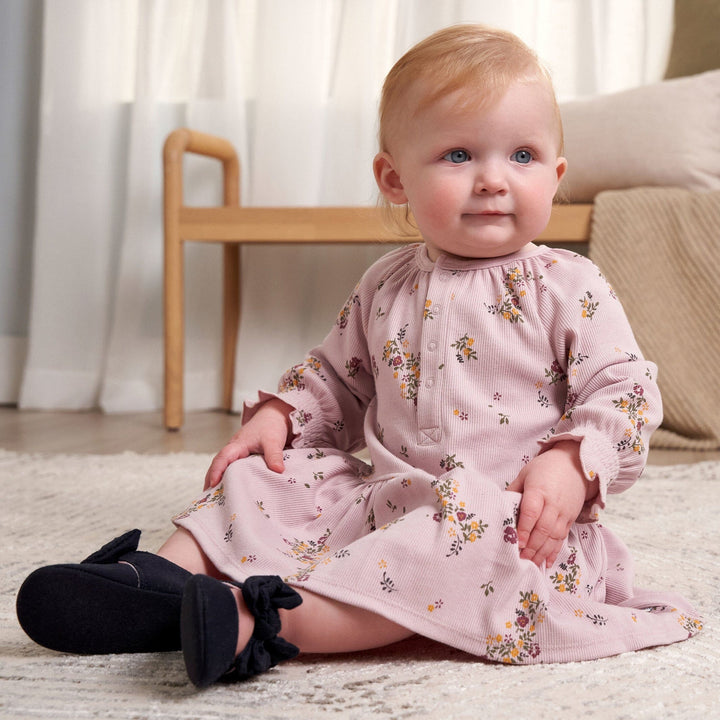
[{"xmin": 1, "ymin": 450, "xmax": 718, "ymax": 720}]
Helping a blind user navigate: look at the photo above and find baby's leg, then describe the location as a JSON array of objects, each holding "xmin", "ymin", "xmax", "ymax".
[
  {"xmin": 280, "ymin": 588, "xmax": 415, "ymax": 653},
  {"xmin": 160, "ymin": 530, "xmax": 414, "ymax": 654},
  {"xmin": 156, "ymin": 527, "xmax": 226, "ymax": 578},
  {"xmin": 228, "ymin": 585, "xmax": 414, "ymax": 655}
]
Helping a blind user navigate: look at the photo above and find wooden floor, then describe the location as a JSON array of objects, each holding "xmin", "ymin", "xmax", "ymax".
[
  {"xmin": 0, "ymin": 407, "xmax": 241, "ymax": 455},
  {"xmin": 1, "ymin": 407, "xmax": 719, "ymax": 466}
]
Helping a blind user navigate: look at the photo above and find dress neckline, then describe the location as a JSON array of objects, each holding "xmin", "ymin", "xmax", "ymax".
[{"xmin": 414, "ymin": 243, "xmax": 550, "ymax": 272}]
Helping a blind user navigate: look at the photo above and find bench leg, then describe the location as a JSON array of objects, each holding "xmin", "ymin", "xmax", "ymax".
[
  {"xmin": 164, "ymin": 238, "xmax": 184, "ymax": 430},
  {"xmin": 222, "ymin": 244, "xmax": 240, "ymax": 412}
]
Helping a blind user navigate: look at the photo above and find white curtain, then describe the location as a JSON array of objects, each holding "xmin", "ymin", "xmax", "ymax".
[{"xmin": 17, "ymin": 0, "xmax": 674, "ymax": 412}]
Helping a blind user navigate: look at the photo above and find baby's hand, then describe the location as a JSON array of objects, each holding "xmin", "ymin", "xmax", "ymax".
[
  {"xmin": 203, "ymin": 398, "xmax": 294, "ymax": 490},
  {"xmin": 505, "ymin": 440, "xmax": 597, "ymax": 568}
]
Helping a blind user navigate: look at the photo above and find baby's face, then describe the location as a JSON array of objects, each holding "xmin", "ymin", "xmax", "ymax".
[{"xmin": 376, "ymin": 79, "xmax": 566, "ymax": 261}]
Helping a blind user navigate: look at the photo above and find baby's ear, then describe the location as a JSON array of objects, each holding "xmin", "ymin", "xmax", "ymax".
[
  {"xmin": 373, "ymin": 152, "xmax": 407, "ymax": 204},
  {"xmin": 555, "ymin": 156, "xmax": 568, "ymax": 184}
]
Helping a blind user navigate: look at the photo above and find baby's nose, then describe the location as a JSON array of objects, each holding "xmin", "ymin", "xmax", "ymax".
[{"xmin": 473, "ymin": 162, "xmax": 507, "ymax": 194}]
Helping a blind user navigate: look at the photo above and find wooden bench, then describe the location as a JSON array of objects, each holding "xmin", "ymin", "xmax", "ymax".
[{"xmin": 163, "ymin": 128, "xmax": 593, "ymax": 429}]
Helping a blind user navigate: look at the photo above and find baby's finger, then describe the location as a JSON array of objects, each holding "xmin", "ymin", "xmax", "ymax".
[
  {"xmin": 529, "ymin": 534, "xmax": 562, "ymax": 568},
  {"xmin": 203, "ymin": 444, "xmax": 250, "ymax": 490},
  {"xmin": 261, "ymin": 438, "xmax": 286, "ymax": 473},
  {"xmin": 519, "ymin": 506, "xmax": 558, "ymax": 564},
  {"xmin": 515, "ymin": 489, "xmax": 544, "ymax": 550},
  {"xmin": 544, "ymin": 517, "xmax": 574, "ymax": 567}
]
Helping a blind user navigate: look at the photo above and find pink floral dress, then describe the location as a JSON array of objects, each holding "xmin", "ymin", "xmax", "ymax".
[{"xmin": 174, "ymin": 243, "xmax": 701, "ymax": 663}]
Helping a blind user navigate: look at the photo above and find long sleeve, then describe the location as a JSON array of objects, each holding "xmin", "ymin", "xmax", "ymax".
[
  {"xmin": 537, "ymin": 253, "xmax": 662, "ymax": 512},
  {"xmin": 243, "ymin": 246, "xmax": 417, "ymax": 453}
]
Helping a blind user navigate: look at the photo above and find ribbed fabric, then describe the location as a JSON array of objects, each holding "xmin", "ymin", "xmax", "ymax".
[
  {"xmin": 175, "ymin": 243, "xmax": 701, "ymax": 663},
  {"xmin": 590, "ymin": 188, "xmax": 720, "ymax": 449}
]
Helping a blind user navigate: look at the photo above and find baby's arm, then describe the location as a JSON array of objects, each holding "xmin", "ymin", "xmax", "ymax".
[
  {"xmin": 203, "ymin": 260, "xmax": 387, "ymax": 489},
  {"xmin": 204, "ymin": 398, "xmax": 294, "ymax": 489},
  {"xmin": 506, "ymin": 440, "xmax": 598, "ymax": 568}
]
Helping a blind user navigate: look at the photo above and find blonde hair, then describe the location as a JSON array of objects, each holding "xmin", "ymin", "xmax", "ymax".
[{"xmin": 378, "ymin": 24, "xmax": 563, "ymax": 154}]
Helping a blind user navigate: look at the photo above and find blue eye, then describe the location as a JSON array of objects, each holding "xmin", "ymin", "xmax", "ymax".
[
  {"xmin": 443, "ymin": 149, "xmax": 470, "ymax": 164},
  {"xmin": 512, "ymin": 150, "xmax": 533, "ymax": 164}
]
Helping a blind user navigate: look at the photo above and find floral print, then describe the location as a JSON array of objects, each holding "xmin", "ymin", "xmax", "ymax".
[
  {"xmin": 485, "ymin": 591, "xmax": 546, "ymax": 663},
  {"xmin": 381, "ymin": 325, "xmax": 421, "ymax": 403},
  {"xmin": 545, "ymin": 359, "xmax": 567, "ymax": 385},
  {"xmin": 431, "ymin": 476, "xmax": 488, "ymax": 556},
  {"xmin": 279, "ymin": 356, "xmax": 326, "ymax": 393},
  {"xmin": 678, "ymin": 613, "xmax": 704, "ymax": 636},
  {"xmin": 173, "ymin": 485, "xmax": 225, "ymax": 521},
  {"xmin": 550, "ymin": 547, "xmax": 581, "ymax": 594},
  {"xmin": 282, "ymin": 529, "xmax": 333, "ymax": 583},
  {"xmin": 337, "ymin": 290, "xmax": 359, "ymax": 332},
  {"xmin": 613, "ymin": 385, "xmax": 650, "ymax": 454},
  {"xmin": 485, "ymin": 267, "xmax": 543, "ymax": 323},
  {"xmin": 451, "ymin": 334, "xmax": 478, "ymax": 363},
  {"xmin": 580, "ymin": 291, "xmax": 599, "ymax": 319},
  {"xmin": 345, "ymin": 357, "xmax": 363, "ymax": 378}
]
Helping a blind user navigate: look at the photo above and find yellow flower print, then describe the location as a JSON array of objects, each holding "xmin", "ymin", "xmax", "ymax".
[
  {"xmin": 613, "ymin": 386, "xmax": 649, "ymax": 455},
  {"xmin": 451, "ymin": 334, "xmax": 478, "ymax": 363},
  {"xmin": 485, "ymin": 591, "xmax": 546, "ymax": 664},
  {"xmin": 431, "ymin": 475, "xmax": 488, "ymax": 556},
  {"xmin": 279, "ymin": 355, "xmax": 327, "ymax": 392},
  {"xmin": 424, "ymin": 299, "xmax": 436, "ymax": 320},
  {"xmin": 486, "ymin": 267, "xmax": 544, "ymax": 323},
  {"xmin": 678, "ymin": 614, "xmax": 703, "ymax": 635},
  {"xmin": 551, "ymin": 548, "xmax": 581, "ymax": 595}
]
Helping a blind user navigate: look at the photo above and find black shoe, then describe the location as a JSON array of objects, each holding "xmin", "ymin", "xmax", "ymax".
[
  {"xmin": 16, "ymin": 529, "xmax": 191, "ymax": 654},
  {"xmin": 181, "ymin": 574, "xmax": 302, "ymax": 688}
]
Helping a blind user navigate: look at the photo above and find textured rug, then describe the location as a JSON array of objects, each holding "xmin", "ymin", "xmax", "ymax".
[{"xmin": 1, "ymin": 450, "xmax": 718, "ymax": 720}]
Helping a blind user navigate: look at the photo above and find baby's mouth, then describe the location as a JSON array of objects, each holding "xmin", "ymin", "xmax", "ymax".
[{"xmin": 463, "ymin": 211, "xmax": 511, "ymax": 219}]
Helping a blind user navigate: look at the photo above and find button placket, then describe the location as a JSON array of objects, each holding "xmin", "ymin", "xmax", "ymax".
[{"xmin": 417, "ymin": 268, "xmax": 452, "ymax": 445}]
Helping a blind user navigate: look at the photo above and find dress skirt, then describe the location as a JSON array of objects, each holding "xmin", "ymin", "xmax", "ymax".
[{"xmin": 173, "ymin": 447, "xmax": 701, "ymax": 664}]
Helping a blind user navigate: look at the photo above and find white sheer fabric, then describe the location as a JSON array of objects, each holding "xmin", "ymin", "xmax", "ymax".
[{"xmin": 17, "ymin": 0, "xmax": 673, "ymax": 412}]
